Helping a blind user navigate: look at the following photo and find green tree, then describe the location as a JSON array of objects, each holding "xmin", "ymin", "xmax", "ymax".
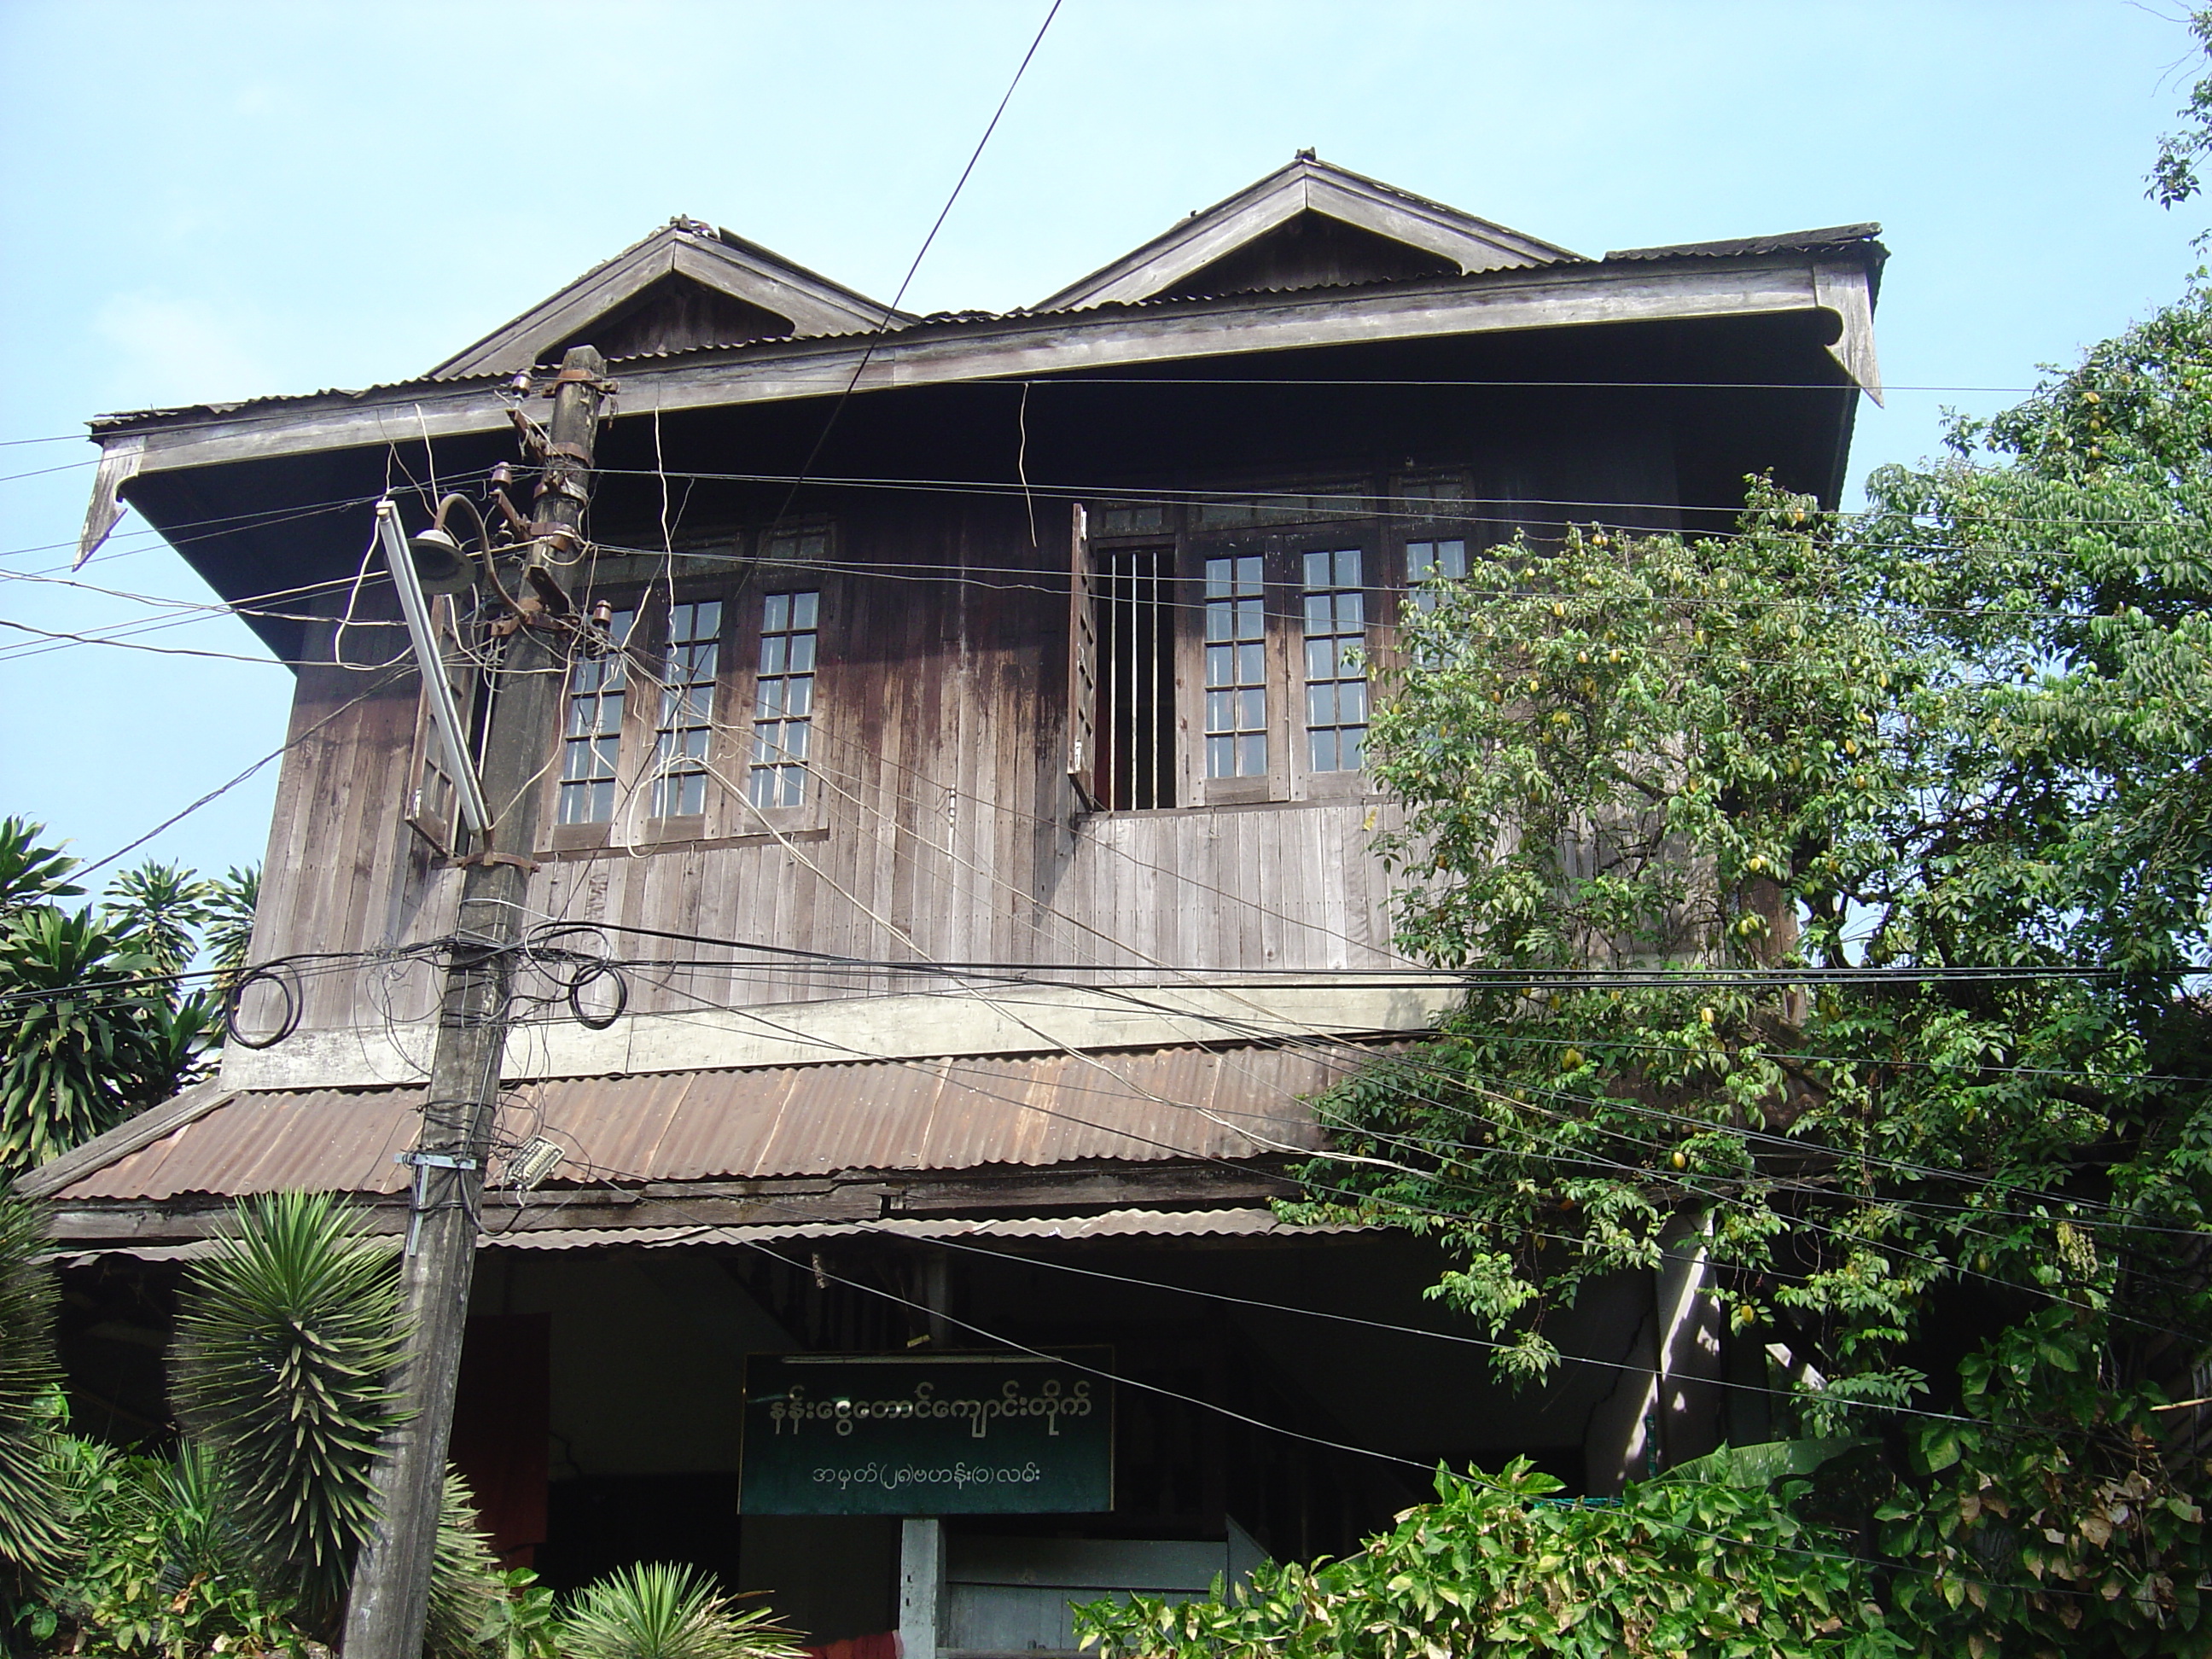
[
  {"xmin": 0, "ymin": 821, "xmax": 260, "ymax": 1178},
  {"xmin": 1269, "ymin": 372, "xmax": 2212, "ymax": 1648},
  {"xmin": 32, "ymin": 1190, "xmax": 546, "ymax": 1659}
]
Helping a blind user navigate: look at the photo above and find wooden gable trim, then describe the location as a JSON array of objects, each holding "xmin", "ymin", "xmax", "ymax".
[
  {"xmin": 1035, "ymin": 157, "xmax": 1584, "ymax": 312},
  {"xmin": 105, "ymin": 252, "xmax": 1877, "ymax": 479},
  {"xmin": 428, "ymin": 221, "xmax": 905, "ymax": 380}
]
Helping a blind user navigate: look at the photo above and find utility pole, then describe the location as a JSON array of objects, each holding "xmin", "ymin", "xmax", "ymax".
[{"xmin": 341, "ymin": 346, "xmax": 608, "ymax": 1659}]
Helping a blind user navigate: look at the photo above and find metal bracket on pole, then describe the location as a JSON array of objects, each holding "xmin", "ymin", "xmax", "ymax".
[
  {"xmin": 377, "ymin": 499, "xmax": 492, "ymax": 837},
  {"xmin": 394, "ymin": 1150, "xmax": 480, "ymax": 1256}
]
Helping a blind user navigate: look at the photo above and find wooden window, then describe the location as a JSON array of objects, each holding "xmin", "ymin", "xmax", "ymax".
[
  {"xmin": 1070, "ymin": 504, "xmax": 1179, "ymax": 812},
  {"xmin": 1301, "ymin": 548, "xmax": 1367, "ymax": 773},
  {"xmin": 1180, "ymin": 533, "xmax": 1383, "ymax": 805},
  {"xmin": 651, "ymin": 599, "xmax": 722, "ymax": 818},
  {"xmin": 1068, "ymin": 505, "xmax": 1100, "ymax": 807},
  {"xmin": 557, "ymin": 607, "xmax": 635, "ymax": 826},
  {"xmin": 1405, "ymin": 538, "xmax": 1470, "ymax": 612},
  {"xmin": 1203, "ymin": 555, "xmax": 1269, "ymax": 781},
  {"xmin": 748, "ymin": 589, "xmax": 818, "ymax": 810},
  {"xmin": 1093, "ymin": 547, "xmax": 1179, "ymax": 808}
]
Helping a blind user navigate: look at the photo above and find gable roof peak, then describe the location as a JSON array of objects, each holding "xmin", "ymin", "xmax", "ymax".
[
  {"xmin": 1037, "ymin": 156, "xmax": 1584, "ymax": 313},
  {"xmin": 428, "ymin": 218, "xmax": 905, "ymax": 381}
]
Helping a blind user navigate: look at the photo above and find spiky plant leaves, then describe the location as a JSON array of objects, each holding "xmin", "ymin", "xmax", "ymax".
[
  {"xmin": 0, "ymin": 905, "xmax": 204, "ymax": 1175},
  {"xmin": 430, "ymin": 1465, "xmax": 552, "ymax": 1659},
  {"xmin": 0, "ymin": 820, "xmax": 81, "ymax": 914},
  {"xmin": 557, "ymin": 1563, "xmax": 804, "ymax": 1659},
  {"xmin": 202, "ymin": 864, "xmax": 261, "ymax": 992},
  {"xmin": 172, "ymin": 1190, "xmax": 406, "ymax": 1621},
  {"xmin": 0, "ymin": 1198, "xmax": 67, "ymax": 1574},
  {"xmin": 99, "ymin": 861, "xmax": 212, "ymax": 981}
]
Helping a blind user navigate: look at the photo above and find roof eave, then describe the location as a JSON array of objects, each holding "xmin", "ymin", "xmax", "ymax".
[{"xmin": 90, "ymin": 249, "xmax": 1881, "ymax": 469}]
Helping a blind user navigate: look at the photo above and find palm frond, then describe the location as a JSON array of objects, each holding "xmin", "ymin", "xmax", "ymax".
[
  {"xmin": 0, "ymin": 1197, "xmax": 69, "ymax": 1574},
  {"xmin": 428, "ymin": 1466, "xmax": 510, "ymax": 1659},
  {"xmin": 0, "ymin": 820, "xmax": 82, "ymax": 913},
  {"xmin": 558, "ymin": 1563, "xmax": 804, "ymax": 1659},
  {"xmin": 172, "ymin": 1190, "xmax": 405, "ymax": 1619}
]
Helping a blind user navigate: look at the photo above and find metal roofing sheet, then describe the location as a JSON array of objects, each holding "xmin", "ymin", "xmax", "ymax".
[
  {"xmin": 1604, "ymin": 224, "xmax": 1884, "ymax": 262},
  {"xmin": 51, "ymin": 1206, "xmax": 1371, "ymax": 1268},
  {"xmin": 54, "ymin": 1045, "xmax": 1349, "ymax": 1202},
  {"xmin": 483, "ymin": 1207, "xmax": 1353, "ymax": 1250}
]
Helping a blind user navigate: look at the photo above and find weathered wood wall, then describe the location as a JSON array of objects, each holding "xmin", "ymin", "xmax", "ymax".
[{"xmin": 242, "ymin": 432, "xmax": 1682, "ymax": 1045}]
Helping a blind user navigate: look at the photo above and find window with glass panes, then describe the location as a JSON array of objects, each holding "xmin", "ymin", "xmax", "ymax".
[
  {"xmin": 749, "ymin": 590, "xmax": 818, "ymax": 809},
  {"xmin": 1405, "ymin": 538, "xmax": 1470, "ymax": 610},
  {"xmin": 558, "ymin": 608, "xmax": 634, "ymax": 825},
  {"xmin": 1301, "ymin": 549, "xmax": 1367, "ymax": 772},
  {"xmin": 652, "ymin": 600, "xmax": 720, "ymax": 818},
  {"xmin": 1204, "ymin": 556, "xmax": 1268, "ymax": 778}
]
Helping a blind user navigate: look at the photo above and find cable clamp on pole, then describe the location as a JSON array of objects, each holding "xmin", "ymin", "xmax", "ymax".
[{"xmin": 396, "ymin": 1152, "xmax": 480, "ymax": 1254}]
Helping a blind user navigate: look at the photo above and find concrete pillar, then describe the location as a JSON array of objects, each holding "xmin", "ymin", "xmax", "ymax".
[{"xmin": 899, "ymin": 1517, "xmax": 943, "ymax": 1659}]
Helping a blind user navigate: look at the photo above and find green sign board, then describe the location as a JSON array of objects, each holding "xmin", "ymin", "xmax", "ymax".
[{"xmin": 739, "ymin": 1351, "xmax": 1114, "ymax": 1515}]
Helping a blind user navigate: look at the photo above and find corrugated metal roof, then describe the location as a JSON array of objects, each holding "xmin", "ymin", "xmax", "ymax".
[
  {"xmin": 53, "ymin": 1045, "xmax": 1350, "ymax": 1203},
  {"xmin": 484, "ymin": 1207, "xmax": 1359, "ymax": 1250},
  {"xmin": 49, "ymin": 1206, "xmax": 1369, "ymax": 1268},
  {"xmin": 1604, "ymin": 224, "xmax": 1884, "ymax": 262}
]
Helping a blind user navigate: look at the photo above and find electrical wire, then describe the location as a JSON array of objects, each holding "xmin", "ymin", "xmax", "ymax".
[
  {"xmin": 476, "ymin": 1144, "xmax": 2128, "ymax": 1603},
  {"xmin": 765, "ymin": 0, "xmax": 1063, "ymax": 533}
]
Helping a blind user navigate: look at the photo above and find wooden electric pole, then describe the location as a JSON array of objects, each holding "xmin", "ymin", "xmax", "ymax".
[{"xmin": 341, "ymin": 345, "xmax": 608, "ymax": 1659}]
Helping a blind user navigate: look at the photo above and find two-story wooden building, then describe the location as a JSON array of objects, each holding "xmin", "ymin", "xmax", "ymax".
[{"xmin": 37, "ymin": 157, "xmax": 1883, "ymax": 1656}]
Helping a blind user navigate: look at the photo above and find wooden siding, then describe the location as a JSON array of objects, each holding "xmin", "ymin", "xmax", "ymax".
[{"xmin": 241, "ymin": 442, "xmax": 1678, "ymax": 1042}]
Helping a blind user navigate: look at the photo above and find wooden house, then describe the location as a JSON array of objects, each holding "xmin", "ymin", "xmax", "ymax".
[{"xmin": 38, "ymin": 157, "xmax": 1883, "ymax": 1656}]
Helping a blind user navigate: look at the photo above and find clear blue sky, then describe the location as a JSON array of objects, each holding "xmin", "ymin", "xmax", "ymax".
[{"xmin": 2, "ymin": 0, "xmax": 2204, "ymax": 887}]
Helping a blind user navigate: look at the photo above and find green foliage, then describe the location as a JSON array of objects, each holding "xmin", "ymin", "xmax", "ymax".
[
  {"xmin": 1286, "ymin": 285, "xmax": 2212, "ymax": 1650},
  {"xmin": 35, "ymin": 1436, "xmax": 308, "ymax": 1659},
  {"xmin": 101, "ymin": 864, "xmax": 212, "ymax": 982},
  {"xmin": 0, "ymin": 824, "xmax": 256, "ymax": 1179},
  {"xmin": 1075, "ymin": 1458, "xmax": 1904, "ymax": 1659},
  {"xmin": 0, "ymin": 818, "xmax": 84, "ymax": 912},
  {"xmin": 0, "ymin": 1199, "xmax": 67, "ymax": 1578},
  {"xmin": 41, "ymin": 1190, "xmax": 534, "ymax": 1656},
  {"xmin": 0, "ymin": 905, "xmax": 212, "ymax": 1175},
  {"xmin": 556, "ymin": 1563, "xmax": 804, "ymax": 1659},
  {"xmin": 201, "ymin": 866, "xmax": 260, "ymax": 992},
  {"xmin": 477, "ymin": 1566, "xmax": 561, "ymax": 1659},
  {"xmin": 428, "ymin": 1470, "xmax": 561, "ymax": 1659},
  {"xmin": 2150, "ymin": 9, "xmax": 2212, "ymax": 211},
  {"xmin": 170, "ymin": 1191, "xmax": 405, "ymax": 1621}
]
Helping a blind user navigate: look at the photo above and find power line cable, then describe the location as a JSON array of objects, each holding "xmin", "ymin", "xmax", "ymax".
[{"xmin": 765, "ymin": 0, "xmax": 1064, "ymax": 534}]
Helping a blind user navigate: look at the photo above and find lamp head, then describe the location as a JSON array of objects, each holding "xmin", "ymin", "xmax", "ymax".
[{"xmin": 406, "ymin": 525, "xmax": 475, "ymax": 594}]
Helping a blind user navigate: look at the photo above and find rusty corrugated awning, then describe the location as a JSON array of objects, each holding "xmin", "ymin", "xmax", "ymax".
[
  {"xmin": 50, "ymin": 1205, "xmax": 1371, "ymax": 1268},
  {"xmin": 44, "ymin": 1044, "xmax": 1355, "ymax": 1204}
]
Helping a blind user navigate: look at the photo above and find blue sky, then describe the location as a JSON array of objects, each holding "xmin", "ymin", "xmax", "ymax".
[{"xmin": 1, "ymin": 0, "xmax": 2205, "ymax": 886}]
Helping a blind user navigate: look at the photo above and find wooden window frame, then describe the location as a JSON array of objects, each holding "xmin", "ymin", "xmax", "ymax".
[
  {"xmin": 732, "ymin": 578, "xmax": 831, "ymax": 840},
  {"xmin": 1175, "ymin": 525, "xmax": 1382, "ymax": 807},
  {"xmin": 539, "ymin": 553, "xmax": 839, "ymax": 853}
]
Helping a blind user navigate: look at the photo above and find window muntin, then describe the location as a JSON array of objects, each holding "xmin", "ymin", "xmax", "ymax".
[
  {"xmin": 558, "ymin": 607, "xmax": 634, "ymax": 826},
  {"xmin": 1301, "ymin": 549, "xmax": 1367, "ymax": 773},
  {"xmin": 1204, "ymin": 555, "xmax": 1268, "ymax": 779},
  {"xmin": 652, "ymin": 600, "xmax": 720, "ymax": 818},
  {"xmin": 748, "ymin": 590, "xmax": 818, "ymax": 810},
  {"xmin": 1405, "ymin": 538, "xmax": 1470, "ymax": 612}
]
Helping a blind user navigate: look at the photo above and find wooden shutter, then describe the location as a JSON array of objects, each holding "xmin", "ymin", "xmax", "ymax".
[{"xmin": 1067, "ymin": 504, "xmax": 1100, "ymax": 810}]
